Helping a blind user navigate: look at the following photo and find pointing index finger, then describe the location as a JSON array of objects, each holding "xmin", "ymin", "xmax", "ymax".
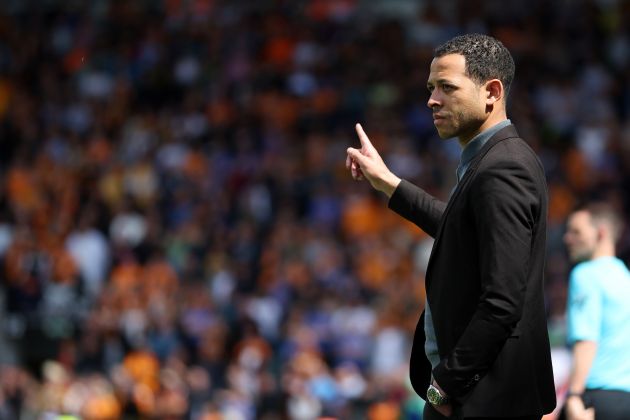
[{"xmin": 355, "ymin": 123, "xmax": 373, "ymax": 150}]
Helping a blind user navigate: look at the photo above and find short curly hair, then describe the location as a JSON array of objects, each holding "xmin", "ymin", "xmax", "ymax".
[{"xmin": 434, "ymin": 33, "xmax": 515, "ymax": 99}]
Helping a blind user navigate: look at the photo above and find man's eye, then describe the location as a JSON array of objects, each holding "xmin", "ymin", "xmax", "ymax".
[
  {"xmin": 427, "ymin": 86, "xmax": 434, "ymax": 92},
  {"xmin": 442, "ymin": 85, "xmax": 454, "ymax": 92}
]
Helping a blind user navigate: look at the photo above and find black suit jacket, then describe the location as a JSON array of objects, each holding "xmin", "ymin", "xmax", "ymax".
[{"xmin": 389, "ymin": 125, "xmax": 556, "ymax": 417}]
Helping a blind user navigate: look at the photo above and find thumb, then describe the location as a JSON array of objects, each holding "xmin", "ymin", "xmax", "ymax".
[{"xmin": 355, "ymin": 123, "xmax": 375, "ymax": 151}]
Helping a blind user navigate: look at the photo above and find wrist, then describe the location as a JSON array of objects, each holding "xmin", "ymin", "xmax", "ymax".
[
  {"xmin": 427, "ymin": 377, "xmax": 449, "ymax": 406},
  {"xmin": 427, "ymin": 383, "xmax": 449, "ymax": 406},
  {"xmin": 380, "ymin": 174, "xmax": 401, "ymax": 198}
]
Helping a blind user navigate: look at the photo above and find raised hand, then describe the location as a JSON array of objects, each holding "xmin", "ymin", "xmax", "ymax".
[{"xmin": 346, "ymin": 123, "xmax": 401, "ymax": 197}]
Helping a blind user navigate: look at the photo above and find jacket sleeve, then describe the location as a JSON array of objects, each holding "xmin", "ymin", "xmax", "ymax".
[
  {"xmin": 432, "ymin": 157, "xmax": 541, "ymax": 401},
  {"xmin": 387, "ymin": 179, "xmax": 446, "ymax": 238}
]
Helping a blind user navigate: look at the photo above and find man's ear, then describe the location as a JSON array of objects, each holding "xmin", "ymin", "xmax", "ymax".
[
  {"xmin": 596, "ymin": 224, "xmax": 608, "ymax": 243},
  {"xmin": 485, "ymin": 79, "xmax": 504, "ymax": 105}
]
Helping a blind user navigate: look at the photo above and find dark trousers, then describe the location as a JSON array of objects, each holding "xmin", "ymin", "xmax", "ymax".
[
  {"xmin": 558, "ymin": 389, "xmax": 630, "ymax": 420},
  {"xmin": 423, "ymin": 402, "xmax": 540, "ymax": 420}
]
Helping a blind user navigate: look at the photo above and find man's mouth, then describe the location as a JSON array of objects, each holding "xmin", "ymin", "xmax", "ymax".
[{"xmin": 433, "ymin": 114, "xmax": 446, "ymax": 123}]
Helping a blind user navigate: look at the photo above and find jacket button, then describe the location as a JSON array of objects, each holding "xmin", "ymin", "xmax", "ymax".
[{"xmin": 474, "ymin": 374, "xmax": 480, "ymax": 381}]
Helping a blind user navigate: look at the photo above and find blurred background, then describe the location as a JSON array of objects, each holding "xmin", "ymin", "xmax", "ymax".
[{"xmin": 0, "ymin": 0, "xmax": 629, "ymax": 419}]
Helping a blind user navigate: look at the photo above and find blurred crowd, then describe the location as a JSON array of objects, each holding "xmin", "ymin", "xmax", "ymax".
[{"xmin": 0, "ymin": 0, "xmax": 629, "ymax": 419}]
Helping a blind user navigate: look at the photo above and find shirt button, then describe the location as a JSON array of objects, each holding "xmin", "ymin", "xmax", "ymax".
[{"xmin": 474, "ymin": 374, "xmax": 480, "ymax": 381}]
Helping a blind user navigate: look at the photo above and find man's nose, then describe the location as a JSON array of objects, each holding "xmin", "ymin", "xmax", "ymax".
[
  {"xmin": 563, "ymin": 232, "xmax": 572, "ymax": 245},
  {"xmin": 427, "ymin": 93, "xmax": 441, "ymax": 109}
]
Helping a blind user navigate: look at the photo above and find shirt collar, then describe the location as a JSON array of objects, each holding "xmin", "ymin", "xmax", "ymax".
[{"xmin": 460, "ymin": 119, "xmax": 512, "ymax": 169}]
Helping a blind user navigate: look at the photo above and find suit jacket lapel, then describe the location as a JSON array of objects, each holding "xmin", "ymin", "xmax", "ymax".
[{"xmin": 425, "ymin": 125, "xmax": 521, "ymax": 291}]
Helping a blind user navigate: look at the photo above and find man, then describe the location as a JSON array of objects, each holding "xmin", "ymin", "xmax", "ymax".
[
  {"xmin": 346, "ymin": 34, "xmax": 556, "ymax": 419},
  {"xmin": 562, "ymin": 203, "xmax": 630, "ymax": 420}
]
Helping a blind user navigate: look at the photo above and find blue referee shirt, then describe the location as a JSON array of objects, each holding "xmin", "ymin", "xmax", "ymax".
[{"xmin": 567, "ymin": 256, "xmax": 630, "ymax": 392}]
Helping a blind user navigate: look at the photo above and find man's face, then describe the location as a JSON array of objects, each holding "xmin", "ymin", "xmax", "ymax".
[
  {"xmin": 564, "ymin": 211, "xmax": 598, "ymax": 263},
  {"xmin": 426, "ymin": 54, "xmax": 488, "ymax": 143}
]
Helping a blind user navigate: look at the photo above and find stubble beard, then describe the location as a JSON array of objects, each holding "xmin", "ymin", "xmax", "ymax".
[
  {"xmin": 436, "ymin": 110, "xmax": 482, "ymax": 141},
  {"xmin": 569, "ymin": 247, "xmax": 595, "ymax": 264}
]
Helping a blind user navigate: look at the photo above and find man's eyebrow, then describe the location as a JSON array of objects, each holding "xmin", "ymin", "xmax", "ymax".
[{"xmin": 432, "ymin": 78, "xmax": 454, "ymax": 85}]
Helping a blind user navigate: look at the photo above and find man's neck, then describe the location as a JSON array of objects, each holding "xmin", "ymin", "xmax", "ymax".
[
  {"xmin": 592, "ymin": 243, "xmax": 616, "ymax": 260},
  {"xmin": 458, "ymin": 113, "xmax": 509, "ymax": 147}
]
